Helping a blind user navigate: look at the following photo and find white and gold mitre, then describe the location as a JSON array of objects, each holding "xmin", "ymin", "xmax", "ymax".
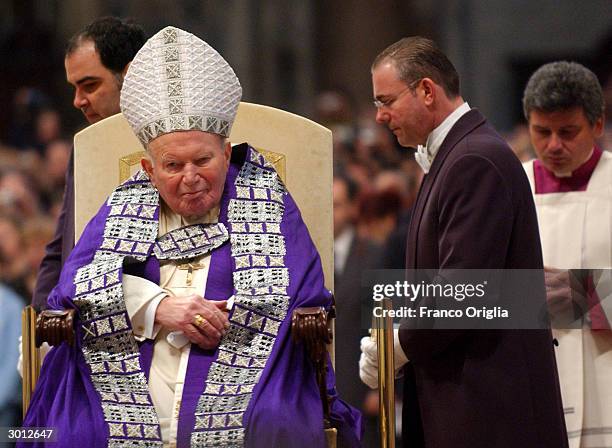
[{"xmin": 120, "ymin": 26, "xmax": 242, "ymax": 145}]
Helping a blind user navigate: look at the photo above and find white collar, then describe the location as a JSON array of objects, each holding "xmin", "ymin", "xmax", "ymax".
[{"xmin": 415, "ymin": 102, "xmax": 471, "ymax": 173}]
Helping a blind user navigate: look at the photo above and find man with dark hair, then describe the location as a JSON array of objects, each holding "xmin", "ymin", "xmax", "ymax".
[
  {"xmin": 64, "ymin": 17, "xmax": 146, "ymax": 123},
  {"xmin": 359, "ymin": 36, "xmax": 568, "ymax": 447},
  {"xmin": 523, "ymin": 61, "xmax": 611, "ymax": 448},
  {"xmin": 31, "ymin": 17, "xmax": 145, "ymax": 311}
]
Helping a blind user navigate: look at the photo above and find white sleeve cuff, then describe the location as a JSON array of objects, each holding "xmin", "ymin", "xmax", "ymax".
[
  {"xmin": 123, "ymin": 274, "xmax": 168, "ymax": 340},
  {"xmin": 143, "ymin": 294, "xmax": 166, "ymax": 340}
]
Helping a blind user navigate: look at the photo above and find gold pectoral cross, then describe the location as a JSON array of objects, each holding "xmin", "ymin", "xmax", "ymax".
[{"xmin": 178, "ymin": 260, "xmax": 205, "ymax": 286}]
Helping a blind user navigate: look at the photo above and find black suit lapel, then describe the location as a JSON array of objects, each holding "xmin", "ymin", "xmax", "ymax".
[{"xmin": 405, "ymin": 109, "xmax": 486, "ymax": 269}]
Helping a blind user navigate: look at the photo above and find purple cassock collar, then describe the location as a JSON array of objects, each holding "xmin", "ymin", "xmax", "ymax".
[{"xmin": 534, "ymin": 147, "xmax": 602, "ymax": 194}]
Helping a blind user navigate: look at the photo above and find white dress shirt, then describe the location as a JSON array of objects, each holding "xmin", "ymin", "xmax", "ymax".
[{"xmin": 415, "ymin": 102, "xmax": 471, "ymax": 173}]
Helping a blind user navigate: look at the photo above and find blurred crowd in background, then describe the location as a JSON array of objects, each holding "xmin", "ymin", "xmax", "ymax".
[
  {"xmin": 0, "ymin": 81, "xmax": 551, "ymax": 438},
  {"xmin": 0, "ymin": 88, "xmax": 70, "ymax": 302},
  {"xmin": 0, "ymin": 85, "xmax": 548, "ymax": 307},
  {"xmin": 0, "ymin": 15, "xmax": 610, "ymax": 443}
]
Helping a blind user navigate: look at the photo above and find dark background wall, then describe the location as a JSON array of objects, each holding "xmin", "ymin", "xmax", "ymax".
[{"xmin": 0, "ymin": 0, "xmax": 610, "ymax": 138}]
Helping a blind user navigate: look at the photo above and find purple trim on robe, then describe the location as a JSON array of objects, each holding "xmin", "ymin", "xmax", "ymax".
[
  {"xmin": 241, "ymin": 187, "xmax": 361, "ymax": 448},
  {"xmin": 178, "ymin": 145, "xmax": 360, "ymax": 446},
  {"xmin": 21, "ymin": 144, "xmax": 361, "ymax": 448},
  {"xmin": 21, "ymin": 173, "xmax": 162, "ymax": 448},
  {"xmin": 242, "ymin": 190, "xmax": 329, "ymax": 446},
  {"xmin": 19, "ymin": 186, "xmax": 119, "ymax": 448},
  {"xmin": 18, "ymin": 338, "xmax": 109, "ymax": 448},
  {"xmin": 176, "ymin": 156, "xmax": 239, "ymax": 446},
  {"xmin": 326, "ymin": 353, "xmax": 365, "ymax": 444},
  {"xmin": 534, "ymin": 146, "xmax": 602, "ymax": 194}
]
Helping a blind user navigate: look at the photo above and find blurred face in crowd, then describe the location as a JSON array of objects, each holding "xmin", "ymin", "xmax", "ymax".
[
  {"xmin": 142, "ymin": 130, "xmax": 231, "ymax": 219},
  {"xmin": 0, "ymin": 171, "xmax": 39, "ymax": 218},
  {"xmin": 45, "ymin": 140, "xmax": 72, "ymax": 185},
  {"xmin": 65, "ymin": 39, "xmax": 124, "ymax": 124},
  {"xmin": 36, "ymin": 109, "xmax": 62, "ymax": 144},
  {"xmin": 333, "ymin": 178, "xmax": 356, "ymax": 238},
  {"xmin": 372, "ymin": 60, "xmax": 432, "ymax": 148},
  {"xmin": 528, "ymin": 107, "xmax": 603, "ymax": 175},
  {"xmin": 0, "ymin": 217, "xmax": 21, "ymax": 261}
]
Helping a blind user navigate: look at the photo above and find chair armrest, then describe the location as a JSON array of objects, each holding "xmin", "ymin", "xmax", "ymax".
[
  {"xmin": 291, "ymin": 306, "xmax": 332, "ymax": 360},
  {"xmin": 291, "ymin": 304, "xmax": 335, "ymax": 431},
  {"xmin": 36, "ymin": 309, "xmax": 75, "ymax": 347}
]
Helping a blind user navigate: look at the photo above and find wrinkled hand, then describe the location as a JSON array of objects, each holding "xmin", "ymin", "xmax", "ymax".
[
  {"xmin": 155, "ymin": 295, "xmax": 229, "ymax": 350},
  {"xmin": 544, "ymin": 267, "xmax": 585, "ymax": 325}
]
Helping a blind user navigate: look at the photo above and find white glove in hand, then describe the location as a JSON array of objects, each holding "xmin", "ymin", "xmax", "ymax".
[
  {"xmin": 359, "ymin": 329, "xmax": 410, "ymax": 389},
  {"xmin": 359, "ymin": 336, "xmax": 379, "ymax": 389}
]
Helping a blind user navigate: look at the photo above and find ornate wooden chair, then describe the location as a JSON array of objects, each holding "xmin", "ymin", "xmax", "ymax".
[{"xmin": 22, "ymin": 102, "xmax": 337, "ymax": 445}]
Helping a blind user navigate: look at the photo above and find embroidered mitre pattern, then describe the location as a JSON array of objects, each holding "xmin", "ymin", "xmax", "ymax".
[{"xmin": 120, "ymin": 26, "xmax": 242, "ymax": 145}]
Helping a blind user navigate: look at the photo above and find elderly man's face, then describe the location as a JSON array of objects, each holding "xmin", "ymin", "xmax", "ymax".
[
  {"xmin": 528, "ymin": 107, "xmax": 603, "ymax": 175},
  {"xmin": 142, "ymin": 131, "xmax": 231, "ymax": 219}
]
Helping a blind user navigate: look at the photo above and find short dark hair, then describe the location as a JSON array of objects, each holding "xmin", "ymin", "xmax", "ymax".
[
  {"xmin": 65, "ymin": 16, "xmax": 146, "ymax": 74},
  {"xmin": 372, "ymin": 36, "xmax": 460, "ymax": 98},
  {"xmin": 522, "ymin": 61, "xmax": 604, "ymax": 126}
]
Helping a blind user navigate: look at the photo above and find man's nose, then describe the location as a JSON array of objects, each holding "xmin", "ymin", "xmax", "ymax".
[
  {"xmin": 73, "ymin": 90, "xmax": 87, "ymax": 110},
  {"xmin": 375, "ymin": 108, "xmax": 388, "ymax": 124},
  {"xmin": 546, "ymin": 133, "xmax": 563, "ymax": 152},
  {"xmin": 182, "ymin": 164, "xmax": 199, "ymax": 185}
]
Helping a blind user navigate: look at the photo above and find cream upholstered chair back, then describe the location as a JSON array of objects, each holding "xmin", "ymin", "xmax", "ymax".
[{"xmin": 73, "ymin": 102, "xmax": 334, "ymax": 292}]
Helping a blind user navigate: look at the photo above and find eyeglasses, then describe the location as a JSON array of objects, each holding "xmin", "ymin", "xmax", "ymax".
[{"xmin": 373, "ymin": 79, "xmax": 421, "ymax": 110}]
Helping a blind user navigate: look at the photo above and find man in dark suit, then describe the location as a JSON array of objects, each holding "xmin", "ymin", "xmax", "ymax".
[
  {"xmin": 359, "ymin": 36, "xmax": 568, "ymax": 447},
  {"xmin": 31, "ymin": 17, "xmax": 145, "ymax": 310}
]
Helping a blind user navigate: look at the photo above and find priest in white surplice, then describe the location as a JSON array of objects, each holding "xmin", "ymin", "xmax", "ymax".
[{"xmin": 522, "ymin": 61, "xmax": 612, "ymax": 448}]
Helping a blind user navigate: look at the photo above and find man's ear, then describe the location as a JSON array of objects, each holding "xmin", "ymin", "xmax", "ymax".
[
  {"xmin": 141, "ymin": 155, "xmax": 154, "ymax": 183},
  {"xmin": 420, "ymin": 78, "xmax": 435, "ymax": 105},
  {"xmin": 593, "ymin": 115, "xmax": 604, "ymax": 139},
  {"xmin": 122, "ymin": 62, "xmax": 131, "ymax": 77},
  {"xmin": 224, "ymin": 140, "xmax": 232, "ymax": 167}
]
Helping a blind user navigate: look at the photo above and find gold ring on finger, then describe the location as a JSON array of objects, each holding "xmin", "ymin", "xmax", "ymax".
[{"xmin": 193, "ymin": 314, "xmax": 206, "ymax": 328}]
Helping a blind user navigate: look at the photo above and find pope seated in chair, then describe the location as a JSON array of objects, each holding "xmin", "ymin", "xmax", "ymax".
[{"xmin": 21, "ymin": 26, "xmax": 361, "ymax": 448}]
